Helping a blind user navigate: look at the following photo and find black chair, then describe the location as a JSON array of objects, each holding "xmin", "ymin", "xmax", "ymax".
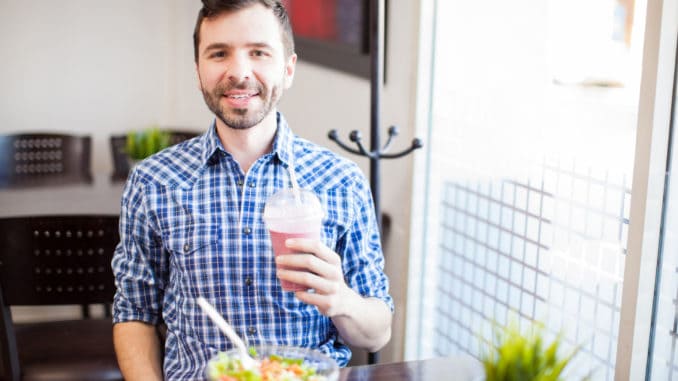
[
  {"xmin": 108, "ymin": 136, "xmax": 127, "ymax": 182},
  {"xmin": 0, "ymin": 216, "xmax": 122, "ymax": 381},
  {"xmin": 109, "ymin": 129, "xmax": 199, "ymax": 181},
  {"xmin": 0, "ymin": 134, "xmax": 92, "ymax": 188}
]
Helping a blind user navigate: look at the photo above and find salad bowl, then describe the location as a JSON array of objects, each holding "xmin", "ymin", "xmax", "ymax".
[{"xmin": 206, "ymin": 344, "xmax": 339, "ymax": 381}]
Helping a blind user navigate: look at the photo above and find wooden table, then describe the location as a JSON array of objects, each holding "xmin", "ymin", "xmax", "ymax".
[
  {"xmin": 0, "ymin": 175, "xmax": 125, "ymax": 217},
  {"xmin": 339, "ymin": 356, "xmax": 483, "ymax": 381}
]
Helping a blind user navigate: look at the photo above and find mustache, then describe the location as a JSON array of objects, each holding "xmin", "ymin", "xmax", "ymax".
[{"xmin": 215, "ymin": 80, "xmax": 263, "ymax": 94}]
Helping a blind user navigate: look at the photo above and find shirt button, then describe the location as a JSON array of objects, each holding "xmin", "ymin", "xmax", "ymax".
[
  {"xmin": 245, "ymin": 277, "xmax": 253, "ymax": 286},
  {"xmin": 247, "ymin": 181, "xmax": 255, "ymax": 188},
  {"xmin": 247, "ymin": 327, "xmax": 257, "ymax": 335},
  {"xmin": 237, "ymin": 180, "xmax": 244, "ymax": 187},
  {"xmin": 243, "ymin": 227, "xmax": 251, "ymax": 235},
  {"xmin": 183, "ymin": 243, "xmax": 190, "ymax": 253}
]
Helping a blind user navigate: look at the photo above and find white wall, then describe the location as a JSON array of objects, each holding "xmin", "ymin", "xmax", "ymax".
[
  {"xmin": 0, "ymin": 0, "xmax": 422, "ymax": 364},
  {"xmin": 0, "ymin": 1, "xmax": 187, "ymax": 173}
]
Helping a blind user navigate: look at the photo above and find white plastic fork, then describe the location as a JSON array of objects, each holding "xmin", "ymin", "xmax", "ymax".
[{"xmin": 197, "ymin": 297, "xmax": 257, "ymax": 369}]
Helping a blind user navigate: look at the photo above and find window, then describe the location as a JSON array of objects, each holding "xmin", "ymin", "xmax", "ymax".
[{"xmin": 406, "ymin": 0, "xmax": 676, "ymax": 379}]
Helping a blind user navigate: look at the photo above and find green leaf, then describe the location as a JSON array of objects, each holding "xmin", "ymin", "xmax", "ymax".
[
  {"xmin": 124, "ymin": 126, "xmax": 172, "ymax": 160},
  {"xmin": 478, "ymin": 317, "xmax": 587, "ymax": 381}
]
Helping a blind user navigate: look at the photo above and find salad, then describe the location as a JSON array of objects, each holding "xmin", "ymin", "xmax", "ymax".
[{"xmin": 206, "ymin": 352, "xmax": 329, "ymax": 381}]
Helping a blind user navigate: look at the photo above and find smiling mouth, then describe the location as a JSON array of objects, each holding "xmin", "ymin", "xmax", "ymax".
[
  {"xmin": 224, "ymin": 92, "xmax": 259, "ymax": 99},
  {"xmin": 221, "ymin": 91, "xmax": 259, "ymax": 109}
]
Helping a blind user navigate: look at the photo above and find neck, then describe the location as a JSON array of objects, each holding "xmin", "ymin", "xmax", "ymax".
[{"xmin": 216, "ymin": 111, "xmax": 278, "ymax": 173}]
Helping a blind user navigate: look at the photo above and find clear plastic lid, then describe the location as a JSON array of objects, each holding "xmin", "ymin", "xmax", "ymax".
[
  {"xmin": 263, "ymin": 188, "xmax": 324, "ymax": 231},
  {"xmin": 263, "ymin": 188, "xmax": 323, "ymax": 219}
]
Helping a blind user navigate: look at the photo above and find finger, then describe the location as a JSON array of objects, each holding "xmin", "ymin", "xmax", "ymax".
[
  {"xmin": 285, "ymin": 239, "xmax": 341, "ymax": 265},
  {"xmin": 294, "ymin": 291, "xmax": 332, "ymax": 316},
  {"xmin": 275, "ymin": 254, "xmax": 338, "ymax": 280},
  {"xmin": 276, "ymin": 268, "xmax": 336, "ymax": 294}
]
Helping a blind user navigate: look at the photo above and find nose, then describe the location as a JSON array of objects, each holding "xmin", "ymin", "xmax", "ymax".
[{"xmin": 227, "ymin": 52, "xmax": 252, "ymax": 83}]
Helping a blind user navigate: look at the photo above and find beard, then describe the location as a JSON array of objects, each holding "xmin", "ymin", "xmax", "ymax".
[{"xmin": 201, "ymin": 78, "xmax": 282, "ymax": 130}]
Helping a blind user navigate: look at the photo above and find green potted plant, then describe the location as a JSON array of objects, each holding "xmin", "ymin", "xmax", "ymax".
[
  {"xmin": 479, "ymin": 320, "xmax": 587, "ymax": 381},
  {"xmin": 125, "ymin": 126, "xmax": 171, "ymax": 162}
]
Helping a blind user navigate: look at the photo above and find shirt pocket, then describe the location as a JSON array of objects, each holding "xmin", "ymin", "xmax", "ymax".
[
  {"xmin": 165, "ymin": 223, "xmax": 222, "ymax": 297},
  {"xmin": 166, "ymin": 223, "xmax": 219, "ymax": 256}
]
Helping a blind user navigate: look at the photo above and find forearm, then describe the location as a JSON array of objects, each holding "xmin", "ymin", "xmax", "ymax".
[
  {"xmin": 277, "ymin": 239, "xmax": 392, "ymax": 351},
  {"xmin": 113, "ymin": 321, "xmax": 164, "ymax": 381},
  {"xmin": 331, "ymin": 291, "xmax": 392, "ymax": 352}
]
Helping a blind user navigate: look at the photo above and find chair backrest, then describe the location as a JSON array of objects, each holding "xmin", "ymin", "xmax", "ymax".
[
  {"xmin": 0, "ymin": 133, "xmax": 92, "ymax": 188},
  {"xmin": 109, "ymin": 136, "xmax": 128, "ymax": 182},
  {"xmin": 168, "ymin": 130, "xmax": 200, "ymax": 145},
  {"xmin": 0, "ymin": 215, "xmax": 119, "ymax": 380},
  {"xmin": 110, "ymin": 129, "xmax": 199, "ymax": 181},
  {"xmin": 0, "ymin": 215, "xmax": 119, "ymax": 307}
]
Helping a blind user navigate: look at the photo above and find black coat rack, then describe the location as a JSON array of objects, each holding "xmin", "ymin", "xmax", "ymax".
[{"xmin": 327, "ymin": 0, "xmax": 423, "ymax": 365}]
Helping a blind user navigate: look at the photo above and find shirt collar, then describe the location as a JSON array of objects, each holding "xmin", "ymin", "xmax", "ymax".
[
  {"xmin": 200, "ymin": 112, "xmax": 295, "ymax": 167},
  {"xmin": 271, "ymin": 112, "xmax": 295, "ymax": 168},
  {"xmin": 202, "ymin": 119, "xmax": 222, "ymax": 165}
]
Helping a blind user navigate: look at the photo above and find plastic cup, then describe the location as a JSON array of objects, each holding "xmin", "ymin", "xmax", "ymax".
[{"xmin": 263, "ymin": 188, "xmax": 323, "ymax": 291}]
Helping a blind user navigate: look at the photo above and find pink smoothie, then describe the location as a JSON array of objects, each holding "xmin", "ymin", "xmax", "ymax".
[{"xmin": 269, "ymin": 229, "xmax": 319, "ymax": 291}]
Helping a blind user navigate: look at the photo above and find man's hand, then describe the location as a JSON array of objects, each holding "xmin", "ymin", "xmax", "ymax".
[
  {"xmin": 276, "ymin": 238, "xmax": 392, "ymax": 352},
  {"xmin": 275, "ymin": 238, "xmax": 350, "ymax": 316}
]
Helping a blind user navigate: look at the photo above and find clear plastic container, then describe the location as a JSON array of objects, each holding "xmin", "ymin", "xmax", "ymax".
[
  {"xmin": 263, "ymin": 188, "xmax": 324, "ymax": 291},
  {"xmin": 206, "ymin": 344, "xmax": 339, "ymax": 381}
]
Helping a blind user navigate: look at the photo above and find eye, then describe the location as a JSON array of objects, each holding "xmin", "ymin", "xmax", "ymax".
[
  {"xmin": 209, "ymin": 51, "xmax": 226, "ymax": 59},
  {"xmin": 251, "ymin": 50, "xmax": 269, "ymax": 57}
]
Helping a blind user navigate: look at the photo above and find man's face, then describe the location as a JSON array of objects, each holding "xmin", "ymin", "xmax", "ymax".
[{"xmin": 196, "ymin": 4, "xmax": 296, "ymax": 130}]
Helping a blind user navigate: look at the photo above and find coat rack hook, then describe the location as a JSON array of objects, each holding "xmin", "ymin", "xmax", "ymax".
[{"xmin": 326, "ymin": 0, "xmax": 423, "ymax": 366}]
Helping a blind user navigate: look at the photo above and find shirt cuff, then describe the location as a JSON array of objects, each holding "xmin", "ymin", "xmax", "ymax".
[{"xmin": 112, "ymin": 295, "xmax": 160, "ymax": 325}]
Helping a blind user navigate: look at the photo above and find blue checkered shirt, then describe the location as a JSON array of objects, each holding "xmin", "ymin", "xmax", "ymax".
[{"xmin": 112, "ymin": 113, "xmax": 393, "ymax": 380}]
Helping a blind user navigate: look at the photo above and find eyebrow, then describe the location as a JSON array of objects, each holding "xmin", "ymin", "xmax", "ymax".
[{"xmin": 202, "ymin": 42, "xmax": 274, "ymax": 54}]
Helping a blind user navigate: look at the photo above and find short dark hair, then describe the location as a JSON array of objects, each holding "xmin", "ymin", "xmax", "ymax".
[{"xmin": 193, "ymin": 0, "xmax": 295, "ymax": 62}]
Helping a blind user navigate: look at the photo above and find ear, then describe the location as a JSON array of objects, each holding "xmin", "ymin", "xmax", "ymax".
[{"xmin": 283, "ymin": 53, "xmax": 297, "ymax": 89}]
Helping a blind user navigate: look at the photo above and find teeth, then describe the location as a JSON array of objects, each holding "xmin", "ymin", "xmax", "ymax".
[{"xmin": 229, "ymin": 94, "xmax": 251, "ymax": 99}]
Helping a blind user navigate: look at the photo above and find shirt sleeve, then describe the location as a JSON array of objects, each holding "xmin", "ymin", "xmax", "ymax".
[
  {"xmin": 340, "ymin": 171, "xmax": 395, "ymax": 312},
  {"xmin": 112, "ymin": 169, "xmax": 168, "ymax": 325}
]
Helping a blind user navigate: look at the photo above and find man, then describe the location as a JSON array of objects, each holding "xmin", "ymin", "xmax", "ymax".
[{"xmin": 112, "ymin": 1, "xmax": 393, "ymax": 379}]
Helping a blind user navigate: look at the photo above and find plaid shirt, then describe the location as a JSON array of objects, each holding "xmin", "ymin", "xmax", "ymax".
[{"xmin": 112, "ymin": 113, "xmax": 393, "ymax": 380}]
